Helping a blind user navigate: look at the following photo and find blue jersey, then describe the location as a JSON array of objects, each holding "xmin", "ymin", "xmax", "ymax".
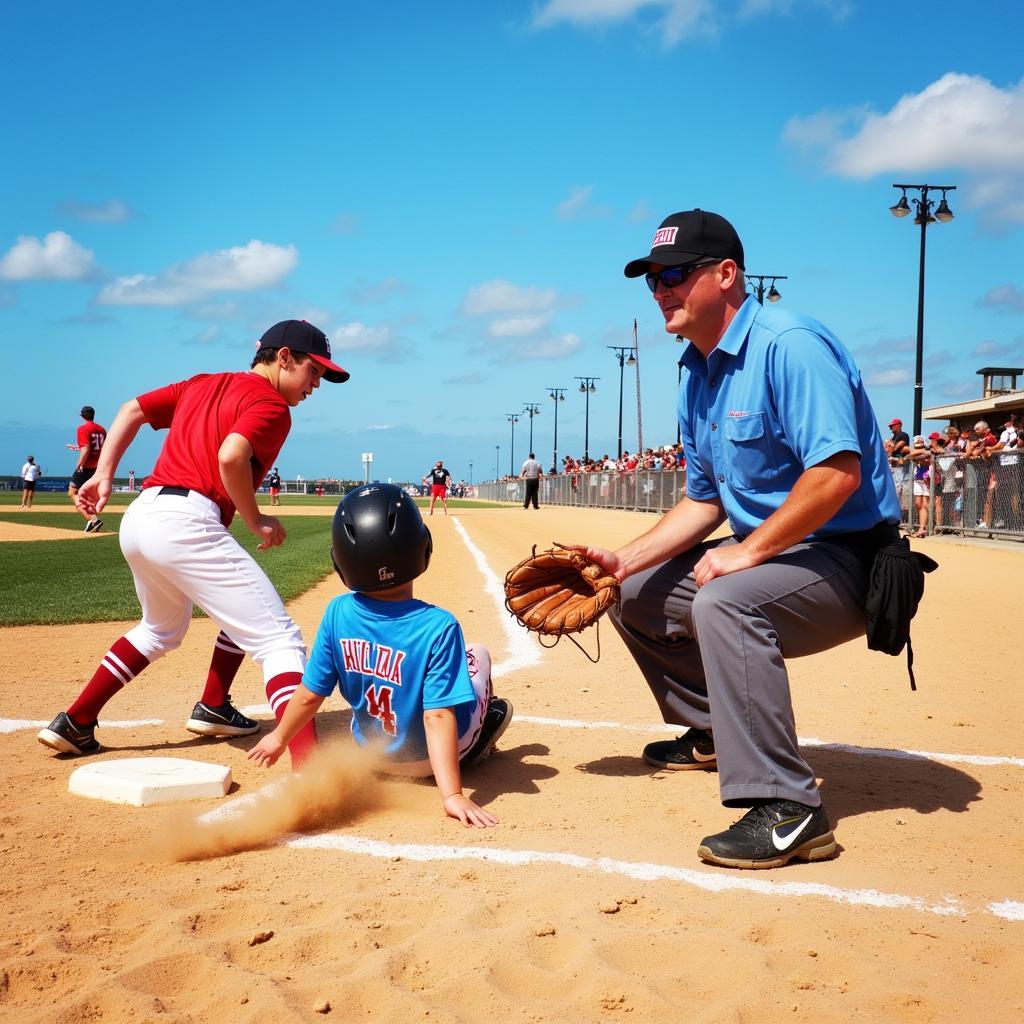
[
  {"xmin": 678, "ymin": 296, "xmax": 901, "ymax": 538},
  {"xmin": 303, "ymin": 593, "xmax": 475, "ymax": 763}
]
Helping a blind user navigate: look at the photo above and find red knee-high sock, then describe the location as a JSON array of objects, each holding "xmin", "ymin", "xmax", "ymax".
[
  {"xmin": 68, "ymin": 637, "xmax": 150, "ymax": 725},
  {"xmin": 265, "ymin": 671, "xmax": 318, "ymax": 769},
  {"xmin": 200, "ymin": 631, "xmax": 246, "ymax": 706}
]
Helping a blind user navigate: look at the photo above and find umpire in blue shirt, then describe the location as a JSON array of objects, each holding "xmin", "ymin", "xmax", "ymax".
[{"xmin": 578, "ymin": 209, "xmax": 901, "ymax": 869}]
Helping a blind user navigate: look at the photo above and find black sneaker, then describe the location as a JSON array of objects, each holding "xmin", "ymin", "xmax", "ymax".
[
  {"xmin": 697, "ymin": 799, "xmax": 836, "ymax": 869},
  {"xmin": 84, "ymin": 518, "xmax": 103, "ymax": 533},
  {"xmin": 37, "ymin": 712, "xmax": 100, "ymax": 755},
  {"xmin": 185, "ymin": 700, "xmax": 260, "ymax": 737},
  {"xmin": 462, "ymin": 697, "xmax": 514, "ymax": 765},
  {"xmin": 643, "ymin": 728, "xmax": 716, "ymax": 770}
]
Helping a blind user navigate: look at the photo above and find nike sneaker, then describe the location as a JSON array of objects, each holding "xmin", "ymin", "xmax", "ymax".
[
  {"xmin": 642, "ymin": 728, "xmax": 716, "ymax": 770},
  {"xmin": 186, "ymin": 700, "xmax": 260, "ymax": 737},
  {"xmin": 697, "ymin": 799, "xmax": 836, "ymax": 869},
  {"xmin": 37, "ymin": 712, "xmax": 101, "ymax": 755},
  {"xmin": 463, "ymin": 697, "xmax": 513, "ymax": 765}
]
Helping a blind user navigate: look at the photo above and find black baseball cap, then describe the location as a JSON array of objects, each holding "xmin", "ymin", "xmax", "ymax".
[
  {"xmin": 624, "ymin": 209, "xmax": 745, "ymax": 277},
  {"xmin": 258, "ymin": 320, "xmax": 350, "ymax": 383}
]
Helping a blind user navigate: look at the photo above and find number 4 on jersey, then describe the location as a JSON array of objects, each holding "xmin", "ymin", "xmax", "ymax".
[{"xmin": 365, "ymin": 684, "xmax": 397, "ymax": 735}]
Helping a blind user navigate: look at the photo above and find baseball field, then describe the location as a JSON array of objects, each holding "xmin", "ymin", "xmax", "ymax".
[{"xmin": 2, "ymin": 499, "xmax": 1022, "ymax": 1022}]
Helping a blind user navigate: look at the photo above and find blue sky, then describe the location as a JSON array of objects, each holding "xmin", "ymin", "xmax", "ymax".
[{"xmin": 2, "ymin": 1, "xmax": 1021, "ymax": 484}]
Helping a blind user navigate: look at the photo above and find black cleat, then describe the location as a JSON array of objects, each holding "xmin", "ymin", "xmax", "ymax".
[
  {"xmin": 38, "ymin": 712, "xmax": 100, "ymax": 755},
  {"xmin": 84, "ymin": 518, "xmax": 104, "ymax": 533},
  {"xmin": 186, "ymin": 700, "xmax": 260, "ymax": 737},
  {"xmin": 643, "ymin": 728, "xmax": 717, "ymax": 770},
  {"xmin": 697, "ymin": 799, "xmax": 836, "ymax": 869},
  {"xmin": 463, "ymin": 697, "xmax": 514, "ymax": 765}
]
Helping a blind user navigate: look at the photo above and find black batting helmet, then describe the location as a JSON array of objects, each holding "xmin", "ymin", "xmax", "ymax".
[{"xmin": 331, "ymin": 483, "xmax": 432, "ymax": 592}]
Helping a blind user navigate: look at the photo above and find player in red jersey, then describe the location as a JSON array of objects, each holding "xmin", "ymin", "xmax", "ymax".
[
  {"xmin": 68, "ymin": 405, "xmax": 108, "ymax": 533},
  {"xmin": 38, "ymin": 321, "xmax": 349, "ymax": 767}
]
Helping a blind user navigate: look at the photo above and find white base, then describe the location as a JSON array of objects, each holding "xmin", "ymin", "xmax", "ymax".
[{"xmin": 68, "ymin": 757, "xmax": 232, "ymax": 806}]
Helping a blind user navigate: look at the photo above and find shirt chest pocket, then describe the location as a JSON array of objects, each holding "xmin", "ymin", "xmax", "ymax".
[{"xmin": 723, "ymin": 412, "xmax": 775, "ymax": 490}]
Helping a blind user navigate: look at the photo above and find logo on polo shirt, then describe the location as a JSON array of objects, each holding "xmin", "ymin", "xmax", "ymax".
[
  {"xmin": 652, "ymin": 226, "xmax": 678, "ymax": 247},
  {"xmin": 727, "ymin": 410, "xmax": 750, "ymax": 417}
]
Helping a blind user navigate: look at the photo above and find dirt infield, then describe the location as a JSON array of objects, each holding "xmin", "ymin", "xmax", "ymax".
[{"xmin": 2, "ymin": 506, "xmax": 1022, "ymax": 1022}]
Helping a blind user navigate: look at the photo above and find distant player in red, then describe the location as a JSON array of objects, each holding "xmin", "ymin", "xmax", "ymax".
[
  {"xmin": 68, "ymin": 405, "xmax": 107, "ymax": 533},
  {"xmin": 426, "ymin": 460, "xmax": 452, "ymax": 516},
  {"xmin": 38, "ymin": 320, "xmax": 349, "ymax": 768}
]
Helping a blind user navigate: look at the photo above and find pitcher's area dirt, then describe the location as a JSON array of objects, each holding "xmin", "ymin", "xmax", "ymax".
[{"xmin": 2, "ymin": 506, "xmax": 1021, "ymax": 1023}]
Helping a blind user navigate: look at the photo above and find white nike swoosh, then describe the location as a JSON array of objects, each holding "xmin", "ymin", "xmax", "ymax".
[
  {"xmin": 692, "ymin": 747, "xmax": 717, "ymax": 762},
  {"xmin": 771, "ymin": 814, "xmax": 814, "ymax": 851}
]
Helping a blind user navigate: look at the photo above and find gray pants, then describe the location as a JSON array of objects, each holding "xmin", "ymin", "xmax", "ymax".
[{"xmin": 610, "ymin": 535, "xmax": 869, "ymax": 807}]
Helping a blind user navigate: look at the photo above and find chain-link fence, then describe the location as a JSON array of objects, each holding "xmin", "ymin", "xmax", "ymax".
[
  {"xmin": 480, "ymin": 461, "xmax": 1024, "ymax": 541},
  {"xmin": 892, "ymin": 453, "xmax": 1024, "ymax": 539},
  {"xmin": 478, "ymin": 469, "xmax": 687, "ymax": 510}
]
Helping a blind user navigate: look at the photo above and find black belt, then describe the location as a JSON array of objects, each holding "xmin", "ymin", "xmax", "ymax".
[{"xmin": 158, "ymin": 486, "xmax": 191, "ymax": 497}]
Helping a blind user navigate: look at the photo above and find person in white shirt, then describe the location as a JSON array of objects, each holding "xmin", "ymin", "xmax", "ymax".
[
  {"xmin": 520, "ymin": 453, "xmax": 544, "ymax": 509},
  {"xmin": 991, "ymin": 414, "xmax": 1021, "ymax": 529},
  {"xmin": 20, "ymin": 455, "xmax": 42, "ymax": 508}
]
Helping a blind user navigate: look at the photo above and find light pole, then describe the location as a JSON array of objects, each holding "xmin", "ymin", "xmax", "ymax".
[
  {"xmin": 505, "ymin": 413, "xmax": 519, "ymax": 476},
  {"xmin": 575, "ymin": 376, "xmax": 599, "ymax": 462},
  {"xmin": 747, "ymin": 274, "xmax": 787, "ymax": 304},
  {"xmin": 469, "ymin": 461, "xmax": 473, "ymax": 487},
  {"xmin": 607, "ymin": 346, "xmax": 636, "ymax": 458},
  {"xmin": 889, "ymin": 183, "xmax": 956, "ymax": 438},
  {"xmin": 523, "ymin": 402, "xmax": 541, "ymax": 453},
  {"xmin": 494, "ymin": 445, "xmax": 499, "ymax": 480},
  {"xmin": 547, "ymin": 387, "xmax": 566, "ymax": 471}
]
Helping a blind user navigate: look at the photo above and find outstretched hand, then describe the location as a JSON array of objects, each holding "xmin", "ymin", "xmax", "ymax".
[
  {"xmin": 252, "ymin": 514, "xmax": 287, "ymax": 551},
  {"xmin": 442, "ymin": 793, "xmax": 499, "ymax": 828},
  {"xmin": 76, "ymin": 475, "xmax": 111, "ymax": 516}
]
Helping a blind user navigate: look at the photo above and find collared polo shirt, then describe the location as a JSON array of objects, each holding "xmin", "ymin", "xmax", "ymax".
[{"xmin": 678, "ymin": 296, "xmax": 900, "ymax": 538}]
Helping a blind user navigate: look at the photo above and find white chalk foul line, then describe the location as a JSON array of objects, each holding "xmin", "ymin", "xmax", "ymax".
[
  {"xmin": 451, "ymin": 515, "xmax": 541, "ymax": 679},
  {"xmin": 1, "ymin": 718, "xmax": 162, "ymax": 735},
  {"xmin": 287, "ymin": 833, "xmax": 1024, "ymax": 923}
]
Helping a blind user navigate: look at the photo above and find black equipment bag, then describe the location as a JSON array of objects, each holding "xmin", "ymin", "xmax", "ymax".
[{"xmin": 864, "ymin": 537, "xmax": 938, "ymax": 691}]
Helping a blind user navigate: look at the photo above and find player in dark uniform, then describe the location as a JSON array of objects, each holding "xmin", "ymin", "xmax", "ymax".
[{"xmin": 426, "ymin": 460, "xmax": 452, "ymax": 516}]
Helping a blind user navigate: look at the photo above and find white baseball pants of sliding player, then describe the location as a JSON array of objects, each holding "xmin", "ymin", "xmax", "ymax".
[{"xmin": 118, "ymin": 487, "xmax": 306, "ymax": 681}]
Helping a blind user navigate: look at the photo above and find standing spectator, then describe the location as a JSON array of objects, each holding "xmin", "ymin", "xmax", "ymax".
[
  {"xmin": 991, "ymin": 413, "xmax": 1021, "ymax": 530},
  {"xmin": 932, "ymin": 437, "xmax": 958, "ymax": 529},
  {"xmin": 425, "ymin": 460, "xmax": 452, "ymax": 516},
  {"xmin": 887, "ymin": 418, "xmax": 910, "ymax": 519},
  {"xmin": 520, "ymin": 452, "xmax": 543, "ymax": 509},
  {"xmin": 973, "ymin": 420, "xmax": 999, "ymax": 528},
  {"xmin": 20, "ymin": 455, "xmax": 42, "ymax": 508},
  {"xmin": 906, "ymin": 436, "xmax": 932, "ymax": 538},
  {"xmin": 68, "ymin": 405, "xmax": 108, "ymax": 533},
  {"xmin": 128, "ymin": 469, "xmax": 136, "ymax": 492},
  {"xmin": 267, "ymin": 466, "xmax": 283, "ymax": 505}
]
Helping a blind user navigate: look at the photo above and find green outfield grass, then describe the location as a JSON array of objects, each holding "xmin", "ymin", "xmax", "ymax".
[{"xmin": 0, "ymin": 514, "xmax": 336, "ymax": 627}]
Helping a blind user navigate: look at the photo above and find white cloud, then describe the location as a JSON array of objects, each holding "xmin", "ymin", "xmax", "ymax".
[
  {"xmin": 973, "ymin": 338, "xmax": 1022, "ymax": 358},
  {"xmin": 977, "ymin": 285, "xmax": 1024, "ymax": 314},
  {"xmin": 331, "ymin": 321, "xmax": 394, "ymax": 352},
  {"xmin": 97, "ymin": 240, "xmax": 298, "ymax": 306},
  {"xmin": 488, "ymin": 314, "xmax": 552, "ymax": 337},
  {"xmin": 556, "ymin": 184, "xmax": 610, "ymax": 221},
  {"xmin": 532, "ymin": 0, "xmax": 714, "ymax": 43},
  {"xmin": 347, "ymin": 276, "xmax": 412, "ymax": 303},
  {"xmin": 0, "ymin": 231, "xmax": 98, "ymax": 281},
  {"xmin": 865, "ymin": 366, "xmax": 913, "ymax": 387},
  {"xmin": 627, "ymin": 199, "xmax": 655, "ymax": 223},
  {"xmin": 784, "ymin": 74, "xmax": 1024, "ymax": 224},
  {"xmin": 510, "ymin": 332, "xmax": 583, "ymax": 361},
  {"xmin": 58, "ymin": 198, "xmax": 137, "ymax": 223},
  {"xmin": 461, "ymin": 279, "xmax": 560, "ymax": 315},
  {"xmin": 331, "ymin": 212, "xmax": 361, "ymax": 235}
]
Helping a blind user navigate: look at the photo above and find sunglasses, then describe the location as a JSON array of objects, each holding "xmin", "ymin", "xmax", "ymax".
[{"xmin": 645, "ymin": 259, "xmax": 721, "ymax": 294}]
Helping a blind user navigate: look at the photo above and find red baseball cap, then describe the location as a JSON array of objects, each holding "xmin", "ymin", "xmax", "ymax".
[
  {"xmin": 928, "ymin": 431, "xmax": 942, "ymax": 440},
  {"xmin": 888, "ymin": 418, "xmax": 902, "ymax": 427}
]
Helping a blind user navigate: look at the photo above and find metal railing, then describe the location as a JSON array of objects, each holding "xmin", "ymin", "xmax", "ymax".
[
  {"xmin": 478, "ymin": 469, "xmax": 687, "ymax": 511},
  {"xmin": 480, "ymin": 459, "xmax": 1024, "ymax": 541}
]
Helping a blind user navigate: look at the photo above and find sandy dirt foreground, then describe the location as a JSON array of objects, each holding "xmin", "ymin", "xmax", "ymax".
[{"xmin": 1, "ymin": 506, "xmax": 1022, "ymax": 1023}]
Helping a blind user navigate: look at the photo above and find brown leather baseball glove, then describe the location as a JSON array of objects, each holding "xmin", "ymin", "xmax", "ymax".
[{"xmin": 504, "ymin": 546, "xmax": 620, "ymax": 643}]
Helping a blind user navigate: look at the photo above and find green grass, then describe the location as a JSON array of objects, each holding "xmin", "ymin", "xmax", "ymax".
[
  {"xmin": 1, "ymin": 492, "xmax": 499, "ymax": 511},
  {"xmin": 0, "ymin": 515, "xmax": 336, "ymax": 627}
]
